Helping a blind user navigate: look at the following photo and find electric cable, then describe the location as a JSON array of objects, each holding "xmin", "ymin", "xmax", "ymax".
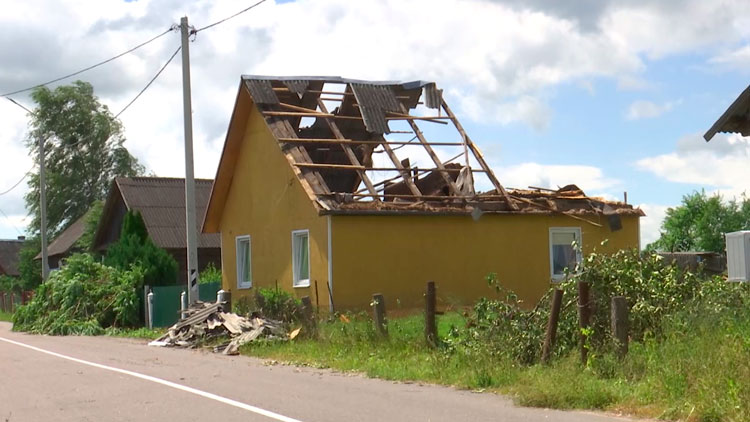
[
  {"xmin": 115, "ymin": 45, "xmax": 181, "ymax": 118},
  {"xmin": 194, "ymin": 0, "xmax": 268, "ymax": 33}
]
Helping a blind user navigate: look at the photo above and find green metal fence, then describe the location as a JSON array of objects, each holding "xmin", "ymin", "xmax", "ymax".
[{"xmin": 148, "ymin": 282, "xmax": 222, "ymax": 327}]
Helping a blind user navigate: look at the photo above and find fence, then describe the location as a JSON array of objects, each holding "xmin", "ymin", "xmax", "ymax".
[
  {"xmin": 0, "ymin": 290, "xmax": 33, "ymax": 313},
  {"xmin": 145, "ymin": 282, "xmax": 221, "ymax": 327}
]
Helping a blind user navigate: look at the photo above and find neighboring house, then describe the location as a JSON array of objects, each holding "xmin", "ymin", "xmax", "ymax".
[
  {"xmin": 93, "ymin": 177, "xmax": 221, "ymax": 285},
  {"xmin": 0, "ymin": 237, "xmax": 25, "ymax": 277},
  {"xmin": 34, "ymin": 214, "xmax": 87, "ymax": 270},
  {"xmin": 202, "ymin": 75, "xmax": 644, "ymax": 310}
]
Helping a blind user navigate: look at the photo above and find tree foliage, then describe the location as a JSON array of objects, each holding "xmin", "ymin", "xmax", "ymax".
[
  {"xmin": 648, "ymin": 191, "xmax": 750, "ymax": 252},
  {"xmin": 24, "ymin": 81, "xmax": 144, "ymax": 238},
  {"xmin": 74, "ymin": 200, "xmax": 104, "ymax": 252},
  {"xmin": 104, "ymin": 211, "xmax": 178, "ymax": 287},
  {"xmin": 16, "ymin": 238, "xmax": 42, "ymax": 292}
]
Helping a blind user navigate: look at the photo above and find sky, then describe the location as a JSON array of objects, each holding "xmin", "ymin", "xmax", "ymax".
[{"xmin": 1, "ymin": 0, "xmax": 750, "ymax": 247}]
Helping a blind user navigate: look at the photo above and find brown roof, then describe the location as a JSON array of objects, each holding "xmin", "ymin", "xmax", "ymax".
[
  {"xmin": 36, "ymin": 214, "xmax": 87, "ymax": 260},
  {"xmin": 96, "ymin": 177, "xmax": 220, "ymax": 250},
  {"xmin": 0, "ymin": 239, "xmax": 24, "ymax": 277},
  {"xmin": 204, "ymin": 76, "xmax": 642, "ymax": 231}
]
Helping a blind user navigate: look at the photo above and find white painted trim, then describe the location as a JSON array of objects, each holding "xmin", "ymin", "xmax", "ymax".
[
  {"xmin": 327, "ymin": 216, "xmax": 333, "ymax": 312},
  {"xmin": 549, "ymin": 227, "xmax": 582, "ymax": 282},
  {"xmin": 291, "ymin": 229, "xmax": 310, "ymax": 288},
  {"xmin": 235, "ymin": 235, "xmax": 252, "ymax": 289},
  {"xmin": 0, "ymin": 336, "xmax": 303, "ymax": 422}
]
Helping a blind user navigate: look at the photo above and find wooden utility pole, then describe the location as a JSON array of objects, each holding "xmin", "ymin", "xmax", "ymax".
[
  {"xmin": 541, "ymin": 288, "xmax": 564, "ymax": 364},
  {"xmin": 611, "ymin": 296, "xmax": 629, "ymax": 358},
  {"xmin": 39, "ymin": 136, "xmax": 49, "ymax": 281},
  {"xmin": 180, "ymin": 16, "xmax": 200, "ymax": 304}
]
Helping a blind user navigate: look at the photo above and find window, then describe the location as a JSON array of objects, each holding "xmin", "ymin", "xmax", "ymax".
[
  {"xmin": 292, "ymin": 230, "xmax": 310, "ymax": 287},
  {"xmin": 236, "ymin": 235, "xmax": 252, "ymax": 289},
  {"xmin": 549, "ymin": 227, "xmax": 582, "ymax": 281}
]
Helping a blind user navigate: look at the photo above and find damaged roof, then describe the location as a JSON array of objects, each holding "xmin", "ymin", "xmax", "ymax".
[{"xmin": 204, "ymin": 76, "xmax": 642, "ymax": 230}]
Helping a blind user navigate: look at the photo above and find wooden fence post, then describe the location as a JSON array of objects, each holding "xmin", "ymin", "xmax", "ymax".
[
  {"xmin": 611, "ymin": 296, "xmax": 629, "ymax": 359},
  {"xmin": 541, "ymin": 288, "xmax": 564, "ymax": 364},
  {"xmin": 372, "ymin": 293, "xmax": 388, "ymax": 338},
  {"xmin": 577, "ymin": 281, "xmax": 591, "ymax": 365},
  {"xmin": 300, "ymin": 296, "xmax": 317, "ymax": 336},
  {"xmin": 425, "ymin": 281, "xmax": 437, "ymax": 347}
]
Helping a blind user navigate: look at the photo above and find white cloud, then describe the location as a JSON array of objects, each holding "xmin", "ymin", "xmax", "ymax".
[
  {"xmin": 708, "ymin": 44, "xmax": 750, "ymax": 71},
  {"xmin": 494, "ymin": 162, "xmax": 620, "ymax": 194},
  {"xmin": 625, "ymin": 99, "xmax": 680, "ymax": 120},
  {"xmin": 636, "ymin": 133, "xmax": 750, "ymax": 198},
  {"xmin": 638, "ymin": 203, "xmax": 668, "ymax": 248}
]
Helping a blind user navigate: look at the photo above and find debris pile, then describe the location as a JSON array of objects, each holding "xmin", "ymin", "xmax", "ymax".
[{"xmin": 148, "ymin": 301, "xmax": 293, "ymax": 355}]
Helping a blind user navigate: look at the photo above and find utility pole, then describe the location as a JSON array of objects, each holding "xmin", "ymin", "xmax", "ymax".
[
  {"xmin": 180, "ymin": 16, "xmax": 200, "ymax": 304},
  {"xmin": 39, "ymin": 137, "xmax": 49, "ymax": 281}
]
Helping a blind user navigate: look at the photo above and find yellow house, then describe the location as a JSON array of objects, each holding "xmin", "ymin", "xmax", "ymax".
[{"xmin": 203, "ymin": 76, "xmax": 643, "ymax": 311}]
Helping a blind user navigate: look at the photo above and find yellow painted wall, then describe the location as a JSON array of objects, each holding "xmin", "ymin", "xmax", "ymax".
[
  {"xmin": 330, "ymin": 213, "xmax": 640, "ymax": 310},
  {"xmin": 219, "ymin": 104, "xmax": 328, "ymax": 306}
]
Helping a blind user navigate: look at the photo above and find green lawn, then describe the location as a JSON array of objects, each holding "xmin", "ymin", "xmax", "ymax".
[
  {"xmin": 240, "ymin": 311, "xmax": 750, "ymax": 422},
  {"xmin": 0, "ymin": 311, "xmax": 12, "ymax": 322}
]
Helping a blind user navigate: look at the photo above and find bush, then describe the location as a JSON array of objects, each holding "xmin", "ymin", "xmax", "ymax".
[
  {"xmin": 200, "ymin": 263, "xmax": 222, "ymax": 284},
  {"xmin": 12, "ymin": 254, "xmax": 144, "ymax": 335},
  {"xmin": 252, "ymin": 287, "xmax": 302, "ymax": 322},
  {"xmin": 104, "ymin": 210, "xmax": 178, "ymax": 286}
]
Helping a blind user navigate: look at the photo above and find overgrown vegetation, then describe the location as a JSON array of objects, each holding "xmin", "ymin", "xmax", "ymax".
[
  {"xmin": 199, "ymin": 263, "xmax": 222, "ymax": 284},
  {"xmin": 235, "ymin": 287, "xmax": 303, "ymax": 323},
  {"xmin": 104, "ymin": 210, "xmax": 178, "ymax": 286},
  {"xmin": 243, "ymin": 248, "xmax": 750, "ymax": 421},
  {"xmin": 13, "ymin": 254, "xmax": 144, "ymax": 335}
]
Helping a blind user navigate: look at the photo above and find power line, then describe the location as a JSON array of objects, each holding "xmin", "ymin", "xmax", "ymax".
[
  {"xmin": 6, "ymin": 97, "xmax": 32, "ymax": 113},
  {"xmin": 116, "ymin": 45, "xmax": 181, "ymax": 118},
  {"xmin": 0, "ymin": 26, "xmax": 177, "ymax": 98},
  {"xmin": 0, "ymin": 207, "xmax": 23, "ymax": 237},
  {"xmin": 0, "ymin": 164, "xmax": 34, "ymax": 197},
  {"xmin": 194, "ymin": 0, "xmax": 268, "ymax": 33}
]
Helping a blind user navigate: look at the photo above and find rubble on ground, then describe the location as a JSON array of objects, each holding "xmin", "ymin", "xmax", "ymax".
[{"xmin": 148, "ymin": 301, "xmax": 292, "ymax": 355}]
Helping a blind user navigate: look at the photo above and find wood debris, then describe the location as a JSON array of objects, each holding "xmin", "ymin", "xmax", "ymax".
[{"xmin": 148, "ymin": 301, "xmax": 291, "ymax": 355}]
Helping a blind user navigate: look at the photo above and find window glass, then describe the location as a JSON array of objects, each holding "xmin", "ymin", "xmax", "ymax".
[
  {"xmin": 550, "ymin": 229, "xmax": 580, "ymax": 279},
  {"xmin": 236, "ymin": 236, "xmax": 251, "ymax": 288},
  {"xmin": 292, "ymin": 231, "xmax": 310, "ymax": 287}
]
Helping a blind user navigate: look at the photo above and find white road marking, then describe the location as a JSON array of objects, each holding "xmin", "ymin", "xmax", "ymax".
[{"xmin": 0, "ymin": 336, "xmax": 303, "ymax": 422}]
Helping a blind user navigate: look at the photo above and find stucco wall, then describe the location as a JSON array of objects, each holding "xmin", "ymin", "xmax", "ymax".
[
  {"xmin": 330, "ymin": 213, "xmax": 640, "ymax": 310},
  {"xmin": 219, "ymin": 105, "xmax": 328, "ymax": 306}
]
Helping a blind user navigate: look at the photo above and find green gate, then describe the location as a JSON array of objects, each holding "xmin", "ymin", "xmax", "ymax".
[{"xmin": 149, "ymin": 282, "xmax": 222, "ymax": 327}]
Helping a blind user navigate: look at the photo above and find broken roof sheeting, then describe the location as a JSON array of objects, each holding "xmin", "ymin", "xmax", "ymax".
[
  {"xmin": 704, "ymin": 85, "xmax": 750, "ymax": 141},
  {"xmin": 204, "ymin": 75, "xmax": 643, "ymax": 228}
]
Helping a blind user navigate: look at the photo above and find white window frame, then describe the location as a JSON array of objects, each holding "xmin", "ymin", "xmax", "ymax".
[
  {"xmin": 549, "ymin": 227, "xmax": 582, "ymax": 282},
  {"xmin": 291, "ymin": 229, "xmax": 311, "ymax": 288},
  {"xmin": 235, "ymin": 235, "xmax": 252, "ymax": 289}
]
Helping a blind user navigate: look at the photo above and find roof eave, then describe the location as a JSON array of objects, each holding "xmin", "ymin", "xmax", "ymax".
[{"xmin": 704, "ymin": 84, "xmax": 750, "ymax": 142}]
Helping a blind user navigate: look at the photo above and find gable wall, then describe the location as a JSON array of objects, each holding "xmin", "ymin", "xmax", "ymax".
[
  {"xmin": 219, "ymin": 104, "xmax": 328, "ymax": 306},
  {"xmin": 330, "ymin": 213, "xmax": 640, "ymax": 310}
]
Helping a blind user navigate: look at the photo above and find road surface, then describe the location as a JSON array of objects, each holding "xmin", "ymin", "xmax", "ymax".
[{"xmin": 0, "ymin": 322, "xmax": 639, "ymax": 422}]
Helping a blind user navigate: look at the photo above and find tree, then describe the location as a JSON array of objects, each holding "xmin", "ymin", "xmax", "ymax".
[
  {"xmin": 74, "ymin": 200, "xmax": 104, "ymax": 252},
  {"xmin": 24, "ymin": 81, "xmax": 144, "ymax": 238},
  {"xmin": 648, "ymin": 191, "xmax": 750, "ymax": 253},
  {"xmin": 104, "ymin": 211, "xmax": 178, "ymax": 287}
]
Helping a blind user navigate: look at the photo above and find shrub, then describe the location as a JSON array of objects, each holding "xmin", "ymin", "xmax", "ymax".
[
  {"xmin": 200, "ymin": 263, "xmax": 222, "ymax": 284},
  {"xmin": 104, "ymin": 210, "xmax": 178, "ymax": 286},
  {"xmin": 12, "ymin": 254, "xmax": 144, "ymax": 335},
  {"xmin": 253, "ymin": 287, "xmax": 302, "ymax": 322}
]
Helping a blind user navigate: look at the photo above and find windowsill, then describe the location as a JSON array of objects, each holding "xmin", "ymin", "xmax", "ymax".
[
  {"xmin": 237, "ymin": 283, "xmax": 252, "ymax": 290},
  {"xmin": 293, "ymin": 281, "xmax": 310, "ymax": 288}
]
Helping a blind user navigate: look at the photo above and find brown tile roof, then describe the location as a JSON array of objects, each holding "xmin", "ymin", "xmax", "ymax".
[
  {"xmin": 204, "ymin": 76, "xmax": 643, "ymax": 231},
  {"xmin": 37, "ymin": 214, "xmax": 87, "ymax": 259},
  {"xmin": 0, "ymin": 239, "xmax": 24, "ymax": 277},
  {"xmin": 101, "ymin": 177, "xmax": 220, "ymax": 249}
]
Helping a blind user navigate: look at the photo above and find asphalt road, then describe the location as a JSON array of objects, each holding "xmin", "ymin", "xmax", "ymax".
[{"xmin": 0, "ymin": 322, "xmax": 641, "ymax": 422}]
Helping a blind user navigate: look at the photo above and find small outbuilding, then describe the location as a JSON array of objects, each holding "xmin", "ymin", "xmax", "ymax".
[
  {"xmin": 203, "ymin": 76, "xmax": 643, "ymax": 310},
  {"xmin": 0, "ymin": 237, "xmax": 25, "ymax": 277}
]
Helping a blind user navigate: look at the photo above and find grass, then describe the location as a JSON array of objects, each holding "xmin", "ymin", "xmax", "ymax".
[
  {"xmin": 240, "ymin": 311, "xmax": 750, "ymax": 422},
  {"xmin": 104, "ymin": 326, "xmax": 166, "ymax": 340},
  {"xmin": 0, "ymin": 311, "xmax": 12, "ymax": 322}
]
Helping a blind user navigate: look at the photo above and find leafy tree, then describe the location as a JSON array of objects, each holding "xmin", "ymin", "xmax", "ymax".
[
  {"xmin": 104, "ymin": 211, "xmax": 178, "ymax": 287},
  {"xmin": 74, "ymin": 200, "xmax": 104, "ymax": 252},
  {"xmin": 648, "ymin": 191, "xmax": 750, "ymax": 252},
  {"xmin": 16, "ymin": 238, "xmax": 42, "ymax": 292},
  {"xmin": 24, "ymin": 80, "xmax": 144, "ymax": 238}
]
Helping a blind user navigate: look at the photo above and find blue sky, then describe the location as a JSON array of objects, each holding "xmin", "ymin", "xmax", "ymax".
[{"xmin": 1, "ymin": 0, "xmax": 750, "ymax": 247}]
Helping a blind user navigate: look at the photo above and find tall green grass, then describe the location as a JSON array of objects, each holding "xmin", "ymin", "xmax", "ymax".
[
  {"xmin": 243, "ymin": 309, "xmax": 750, "ymax": 421},
  {"xmin": 0, "ymin": 311, "xmax": 12, "ymax": 322}
]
